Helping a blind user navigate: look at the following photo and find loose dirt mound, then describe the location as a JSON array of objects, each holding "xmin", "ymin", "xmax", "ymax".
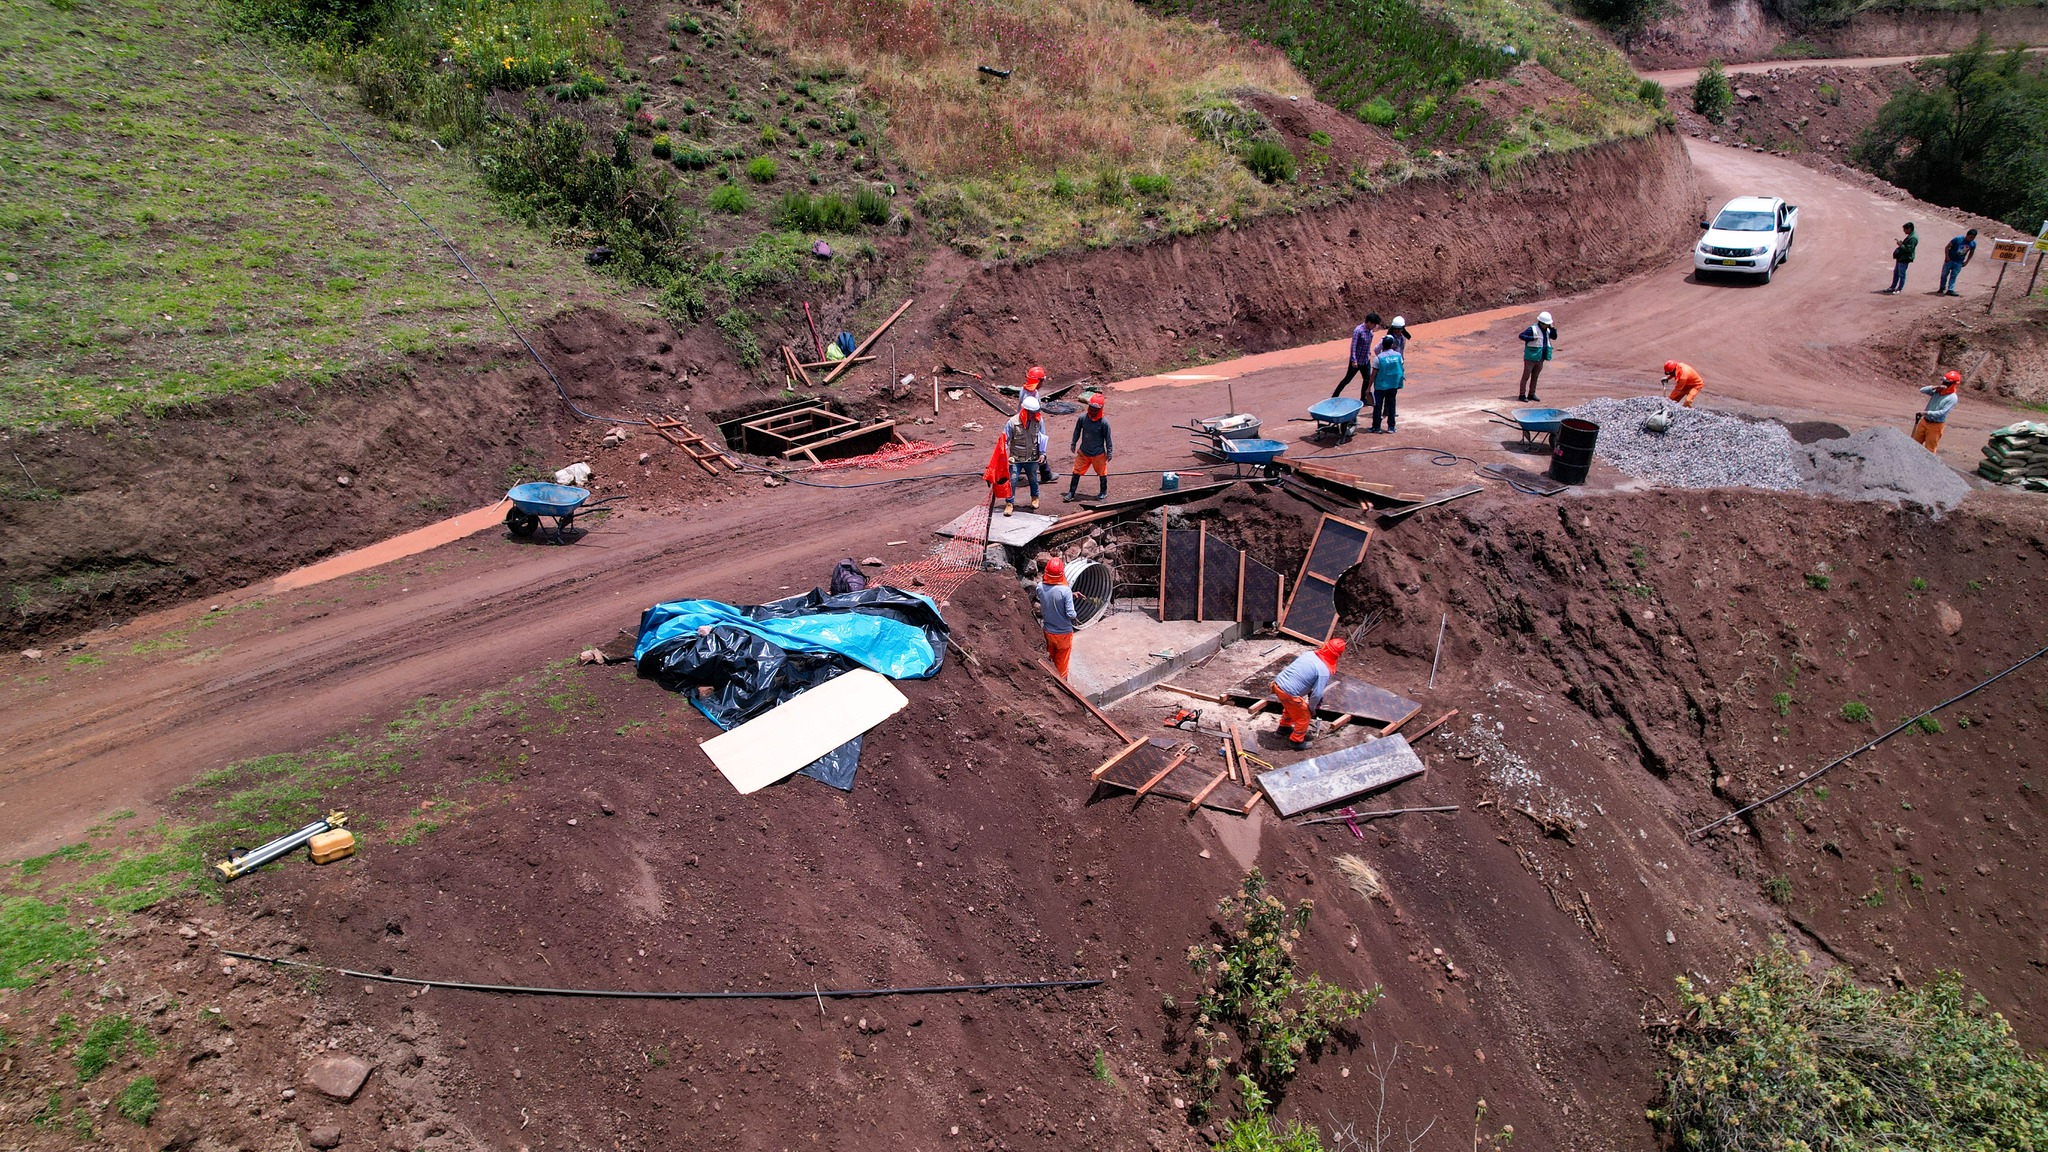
[{"xmin": 1797, "ymin": 425, "xmax": 1973, "ymax": 511}]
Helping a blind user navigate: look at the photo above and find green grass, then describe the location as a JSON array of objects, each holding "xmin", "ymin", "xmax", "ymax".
[
  {"xmin": 0, "ymin": 0, "xmax": 619, "ymax": 432},
  {"xmin": 114, "ymin": 1076, "xmax": 160, "ymax": 1125},
  {"xmin": 74, "ymin": 1014, "xmax": 154, "ymax": 1082},
  {"xmin": 0, "ymin": 897, "xmax": 95, "ymax": 988},
  {"xmin": 1841, "ymin": 701, "xmax": 1871, "ymax": 722}
]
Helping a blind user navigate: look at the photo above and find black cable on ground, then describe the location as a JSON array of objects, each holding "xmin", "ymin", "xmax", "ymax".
[
  {"xmin": 226, "ymin": 951, "xmax": 1102, "ymax": 1001},
  {"xmin": 246, "ymin": 47, "xmax": 644, "ymax": 428},
  {"xmin": 1689, "ymin": 640, "xmax": 2048, "ymax": 839}
]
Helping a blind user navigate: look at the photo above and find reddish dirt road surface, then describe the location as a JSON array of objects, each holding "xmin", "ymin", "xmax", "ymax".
[
  {"xmin": 1639, "ymin": 47, "xmax": 2048, "ymax": 88},
  {"xmin": 0, "ymin": 137, "xmax": 2010, "ymax": 857}
]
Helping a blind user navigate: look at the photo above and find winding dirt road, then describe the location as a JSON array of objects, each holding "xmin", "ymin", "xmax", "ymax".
[{"xmin": 0, "ymin": 135, "xmax": 2008, "ymax": 857}]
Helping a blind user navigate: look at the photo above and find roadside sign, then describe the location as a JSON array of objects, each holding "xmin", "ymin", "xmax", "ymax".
[
  {"xmin": 1990, "ymin": 238, "xmax": 2029, "ymax": 262},
  {"xmin": 2036, "ymin": 221, "xmax": 2048, "ymax": 253}
]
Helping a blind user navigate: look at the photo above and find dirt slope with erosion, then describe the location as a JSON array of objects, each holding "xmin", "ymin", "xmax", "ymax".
[
  {"xmin": 926, "ymin": 129, "xmax": 1699, "ymax": 382},
  {"xmin": 12, "ymin": 485, "xmax": 2043, "ymax": 1150}
]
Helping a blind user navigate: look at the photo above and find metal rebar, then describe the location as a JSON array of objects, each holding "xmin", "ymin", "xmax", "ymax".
[
  {"xmin": 224, "ymin": 952, "xmax": 1102, "ymax": 1001},
  {"xmin": 1291, "ymin": 805, "xmax": 1458, "ymax": 827},
  {"xmin": 1427, "ymin": 613, "xmax": 1447, "ymax": 688}
]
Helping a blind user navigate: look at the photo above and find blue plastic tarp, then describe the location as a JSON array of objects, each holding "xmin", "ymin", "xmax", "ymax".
[{"xmin": 634, "ymin": 599, "xmax": 940, "ymax": 680}]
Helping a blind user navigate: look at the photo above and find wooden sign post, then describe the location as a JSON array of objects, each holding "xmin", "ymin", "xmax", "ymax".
[{"xmin": 1986, "ymin": 238, "xmax": 2029, "ymax": 313}]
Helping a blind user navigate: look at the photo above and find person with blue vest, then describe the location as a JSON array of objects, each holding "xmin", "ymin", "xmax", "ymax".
[
  {"xmin": 1369, "ymin": 338, "xmax": 1404, "ymax": 434},
  {"xmin": 1273, "ymin": 638, "xmax": 1345, "ymax": 749},
  {"xmin": 1329, "ymin": 312, "xmax": 1381, "ymax": 399}
]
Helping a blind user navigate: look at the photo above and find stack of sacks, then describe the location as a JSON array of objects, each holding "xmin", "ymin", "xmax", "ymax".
[{"xmin": 1976, "ymin": 422, "xmax": 2048, "ymax": 483}]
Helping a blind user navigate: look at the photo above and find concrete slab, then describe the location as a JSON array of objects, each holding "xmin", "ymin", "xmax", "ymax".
[
  {"xmin": 1069, "ymin": 610, "xmax": 1241, "ymax": 706},
  {"xmin": 934, "ymin": 506, "xmax": 1058, "ymax": 548}
]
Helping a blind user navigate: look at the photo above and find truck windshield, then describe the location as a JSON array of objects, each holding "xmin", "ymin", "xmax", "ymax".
[{"xmin": 1712, "ymin": 209, "xmax": 1776, "ymax": 231}]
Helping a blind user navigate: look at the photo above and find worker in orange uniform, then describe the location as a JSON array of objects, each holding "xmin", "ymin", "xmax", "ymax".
[
  {"xmin": 1037, "ymin": 557, "xmax": 1077, "ymax": 679},
  {"xmin": 1663, "ymin": 360, "xmax": 1705, "ymax": 408},
  {"xmin": 1272, "ymin": 638, "xmax": 1345, "ymax": 750},
  {"xmin": 1913, "ymin": 370, "xmax": 1961, "ymax": 452}
]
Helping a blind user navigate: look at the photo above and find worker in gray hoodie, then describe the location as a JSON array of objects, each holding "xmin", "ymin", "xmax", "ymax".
[{"xmin": 1064, "ymin": 394, "xmax": 1114, "ymax": 501}]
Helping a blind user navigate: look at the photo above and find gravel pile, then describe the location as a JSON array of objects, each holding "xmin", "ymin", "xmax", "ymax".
[
  {"xmin": 1562, "ymin": 396, "xmax": 1803, "ymax": 490},
  {"xmin": 1797, "ymin": 426, "xmax": 1971, "ymax": 511}
]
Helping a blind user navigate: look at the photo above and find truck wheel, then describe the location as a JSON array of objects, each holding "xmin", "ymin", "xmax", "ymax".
[{"xmin": 1759, "ymin": 261, "xmax": 1774, "ymax": 285}]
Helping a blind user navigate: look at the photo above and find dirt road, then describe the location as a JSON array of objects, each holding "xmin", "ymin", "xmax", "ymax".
[
  {"xmin": 1639, "ymin": 47, "xmax": 2048, "ymax": 88},
  {"xmin": 0, "ymin": 136, "xmax": 2009, "ymax": 857}
]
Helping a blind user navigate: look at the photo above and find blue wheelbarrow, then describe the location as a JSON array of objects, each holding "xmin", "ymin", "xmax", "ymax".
[
  {"xmin": 1194, "ymin": 433, "xmax": 1288, "ymax": 477},
  {"xmin": 1485, "ymin": 407, "xmax": 1569, "ymax": 452},
  {"xmin": 1307, "ymin": 397, "xmax": 1364, "ymax": 443},
  {"xmin": 505, "ymin": 482, "xmax": 600, "ymax": 542}
]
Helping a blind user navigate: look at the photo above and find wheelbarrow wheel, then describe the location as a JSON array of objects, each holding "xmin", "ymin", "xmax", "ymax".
[{"xmin": 506, "ymin": 509, "xmax": 540, "ymax": 537}]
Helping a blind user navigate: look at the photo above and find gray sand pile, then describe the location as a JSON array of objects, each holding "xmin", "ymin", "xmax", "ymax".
[
  {"xmin": 1562, "ymin": 397, "xmax": 1802, "ymax": 490},
  {"xmin": 1796, "ymin": 426, "xmax": 1972, "ymax": 511}
]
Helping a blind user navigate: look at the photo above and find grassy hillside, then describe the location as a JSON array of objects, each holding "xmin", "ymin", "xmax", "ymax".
[{"xmin": 0, "ymin": 0, "xmax": 622, "ymax": 432}]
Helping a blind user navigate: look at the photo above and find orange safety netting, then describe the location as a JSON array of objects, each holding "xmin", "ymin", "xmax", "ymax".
[
  {"xmin": 797, "ymin": 439, "xmax": 955, "ymax": 472},
  {"xmin": 880, "ymin": 498, "xmax": 991, "ymax": 603}
]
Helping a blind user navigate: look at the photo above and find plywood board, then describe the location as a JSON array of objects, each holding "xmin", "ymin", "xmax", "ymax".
[
  {"xmin": 1255, "ymin": 735, "xmax": 1425, "ymax": 817},
  {"xmin": 1279, "ymin": 584, "xmax": 1338, "ymax": 644},
  {"xmin": 935, "ymin": 507, "xmax": 1059, "ymax": 547},
  {"xmin": 1240, "ymin": 555, "xmax": 1282, "ymax": 630},
  {"xmin": 1161, "ymin": 529, "xmax": 1202, "ymax": 621},
  {"xmin": 1199, "ymin": 529, "xmax": 1241, "ymax": 622},
  {"xmin": 1321, "ymin": 679, "xmax": 1423, "ymax": 727},
  {"xmin": 701, "ymin": 669, "xmax": 908, "ymax": 795},
  {"xmin": 1305, "ymin": 516, "xmax": 1372, "ymax": 580},
  {"xmin": 1280, "ymin": 514, "xmax": 1372, "ymax": 644}
]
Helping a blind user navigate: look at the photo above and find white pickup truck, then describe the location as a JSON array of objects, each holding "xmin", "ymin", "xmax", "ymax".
[{"xmin": 1694, "ymin": 195, "xmax": 1798, "ymax": 283}]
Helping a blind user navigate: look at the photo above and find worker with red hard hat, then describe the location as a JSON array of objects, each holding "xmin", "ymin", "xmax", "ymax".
[
  {"xmin": 1272, "ymin": 638, "xmax": 1345, "ymax": 750},
  {"xmin": 1037, "ymin": 556, "xmax": 1078, "ymax": 679},
  {"xmin": 1662, "ymin": 360, "xmax": 1705, "ymax": 408},
  {"xmin": 1913, "ymin": 369, "xmax": 1963, "ymax": 453},
  {"xmin": 1065, "ymin": 393, "xmax": 1114, "ymax": 502}
]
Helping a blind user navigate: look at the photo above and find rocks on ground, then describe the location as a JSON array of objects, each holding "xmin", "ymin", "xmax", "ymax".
[
  {"xmin": 305, "ymin": 1054, "xmax": 373, "ymax": 1101},
  {"xmin": 1564, "ymin": 396, "xmax": 1803, "ymax": 490},
  {"xmin": 1796, "ymin": 425, "xmax": 1972, "ymax": 512}
]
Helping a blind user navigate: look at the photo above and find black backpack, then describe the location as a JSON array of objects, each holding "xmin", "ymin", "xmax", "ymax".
[{"xmin": 829, "ymin": 559, "xmax": 867, "ymax": 595}]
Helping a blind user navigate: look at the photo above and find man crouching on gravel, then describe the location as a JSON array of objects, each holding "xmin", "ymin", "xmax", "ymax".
[
  {"xmin": 1037, "ymin": 557, "xmax": 1077, "ymax": 679},
  {"xmin": 1273, "ymin": 638, "xmax": 1345, "ymax": 749}
]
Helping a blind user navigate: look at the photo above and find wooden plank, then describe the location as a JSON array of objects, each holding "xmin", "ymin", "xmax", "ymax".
[
  {"xmin": 1378, "ymin": 484, "xmax": 1485, "ymax": 521},
  {"xmin": 1279, "ymin": 514, "xmax": 1372, "ymax": 644},
  {"xmin": 797, "ymin": 355, "xmax": 875, "ymax": 370},
  {"xmin": 821, "ymin": 298, "xmax": 914, "ymax": 385},
  {"xmin": 700, "ymin": 670, "xmax": 908, "ymax": 795},
  {"xmin": 1090, "ymin": 738, "xmax": 1153, "ymax": 782},
  {"xmin": 1134, "ymin": 752, "xmax": 1189, "ymax": 797},
  {"xmin": 1402, "ymin": 708, "xmax": 1460, "ymax": 744},
  {"xmin": 1076, "ymin": 480, "xmax": 1237, "ymax": 514},
  {"xmin": 1187, "ymin": 768, "xmax": 1232, "ymax": 812},
  {"xmin": 1156, "ymin": 509, "xmax": 1169, "ymax": 623},
  {"xmin": 1321, "ymin": 679, "xmax": 1423, "ymax": 726},
  {"xmin": 1095, "ymin": 738, "xmax": 1182, "ymax": 788},
  {"xmin": 1156, "ymin": 682, "xmax": 1225, "ymax": 703},
  {"xmin": 1195, "ymin": 524, "xmax": 1207, "ymax": 624},
  {"xmin": 1374, "ymin": 702, "xmax": 1425, "ymax": 738},
  {"xmin": 1041, "ymin": 660, "xmax": 1131, "ymax": 742},
  {"xmin": 1255, "ymin": 735, "xmax": 1426, "ymax": 818}
]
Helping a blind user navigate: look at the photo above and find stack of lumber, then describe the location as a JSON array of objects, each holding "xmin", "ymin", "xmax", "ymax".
[{"xmin": 1977, "ymin": 421, "xmax": 2048, "ymax": 484}]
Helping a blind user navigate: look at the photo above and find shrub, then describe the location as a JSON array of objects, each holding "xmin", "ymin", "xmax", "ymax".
[
  {"xmin": 1841, "ymin": 701, "xmax": 1871, "ymax": 722},
  {"xmin": 1050, "ymin": 172, "xmax": 1076, "ymax": 199},
  {"xmin": 715, "ymin": 309, "xmax": 762, "ymax": 367},
  {"xmin": 708, "ymin": 183, "xmax": 752, "ymax": 213},
  {"xmin": 1913, "ymin": 714, "xmax": 1944, "ymax": 735},
  {"xmin": 1804, "ymin": 571, "xmax": 1831, "ymax": 590},
  {"xmin": 1638, "ymin": 78, "xmax": 1665, "ymax": 105},
  {"xmin": 1762, "ymin": 874, "xmax": 1792, "ymax": 904},
  {"xmin": 1130, "ymin": 173, "xmax": 1172, "ymax": 197},
  {"xmin": 1652, "ymin": 942, "xmax": 2048, "ymax": 1152},
  {"xmin": 1817, "ymin": 81, "xmax": 1841, "ymax": 106},
  {"xmin": 745, "ymin": 156, "xmax": 778, "ymax": 182},
  {"xmin": 1306, "ymin": 129, "xmax": 1332, "ymax": 147},
  {"xmin": 1185, "ymin": 870, "xmax": 1378, "ymax": 1108},
  {"xmin": 774, "ymin": 191, "xmax": 858, "ymax": 230},
  {"xmin": 1693, "ymin": 60, "xmax": 1733, "ymax": 123},
  {"xmin": 671, "ymin": 146, "xmax": 712, "ymax": 170},
  {"xmin": 649, "ymin": 134, "xmax": 672, "ymax": 160},
  {"xmin": 114, "ymin": 1076, "xmax": 159, "ymax": 1125},
  {"xmin": 1214, "ymin": 1076, "xmax": 1328, "ymax": 1151},
  {"xmin": 1240, "ymin": 139, "xmax": 1297, "ymax": 183},
  {"xmin": 854, "ymin": 186, "xmax": 889, "ymax": 225},
  {"xmin": 1360, "ymin": 97, "xmax": 1397, "ymax": 126}
]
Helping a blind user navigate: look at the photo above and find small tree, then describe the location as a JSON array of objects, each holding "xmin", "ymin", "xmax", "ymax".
[
  {"xmin": 1185, "ymin": 870, "xmax": 1379, "ymax": 1111},
  {"xmin": 1693, "ymin": 60, "xmax": 1734, "ymax": 123}
]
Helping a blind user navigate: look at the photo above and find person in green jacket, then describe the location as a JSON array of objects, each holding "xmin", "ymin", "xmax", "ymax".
[{"xmin": 1884, "ymin": 222, "xmax": 1917, "ymax": 294}]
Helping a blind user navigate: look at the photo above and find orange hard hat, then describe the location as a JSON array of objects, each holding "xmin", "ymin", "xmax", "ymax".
[
  {"xmin": 1663, "ymin": 360, "xmax": 1679, "ymax": 375},
  {"xmin": 1026, "ymin": 366, "xmax": 1046, "ymax": 385},
  {"xmin": 1044, "ymin": 557, "xmax": 1065, "ymax": 580},
  {"xmin": 1944, "ymin": 370, "xmax": 1962, "ymax": 384}
]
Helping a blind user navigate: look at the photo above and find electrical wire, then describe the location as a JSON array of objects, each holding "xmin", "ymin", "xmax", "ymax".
[
  {"xmin": 247, "ymin": 47, "xmax": 646, "ymax": 428},
  {"xmin": 1689, "ymin": 640, "xmax": 2048, "ymax": 838},
  {"xmin": 225, "ymin": 951, "xmax": 1102, "ymax": 1001}
]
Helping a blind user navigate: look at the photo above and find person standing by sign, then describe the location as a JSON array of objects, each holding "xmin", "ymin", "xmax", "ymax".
[
  {"xmin": 1884, "ymin": 222, "xmax": 1918, "ymax": 294},
  {"xmin": 1938, "ymin": 229, "xmax": 1978, "ymax": 296},
  {"xmin": 1517, "ymin": 311, "xmax": 1557, "ymax": 402},
  {"xmin": 1913, "ymin": 370, "xmax": 1962, "ymax": 453},
  {"xmin": 1329, "ymin": 312, "xmax": 1381, "ymax": 399},
  {"xmin": 1663, "ymin": 360, "xmax": 1705, "ymax": 408}
]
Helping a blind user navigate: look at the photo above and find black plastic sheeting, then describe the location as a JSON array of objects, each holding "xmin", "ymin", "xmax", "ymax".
[{"xmin": 635, "ymin": 587, "xmax": 950, "ymax": 790}]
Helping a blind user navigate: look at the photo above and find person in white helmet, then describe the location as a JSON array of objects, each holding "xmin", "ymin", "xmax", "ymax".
[
  {"xmin": 1000, "ymin": 394, "xmax": 1050, "ymax": 515},
  {"xmin": 1379, "ymin": 316, "xmax": 1410, "ymax": 355},
  {"xmin": 1517, "ymin": 311, "xmax": 1557, "ymax": 402}
]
